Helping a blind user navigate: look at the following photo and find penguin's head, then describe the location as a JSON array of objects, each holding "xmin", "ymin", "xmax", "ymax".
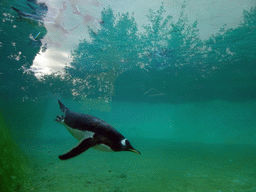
[{"xmin": 120, "ymin": 138, "xmax": 141, "ymax": 154}]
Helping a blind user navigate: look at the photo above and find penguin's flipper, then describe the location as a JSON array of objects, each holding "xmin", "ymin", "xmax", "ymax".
[{"xmin": 59, "ymin": 138, "xmax": 98, "ymax": 160}]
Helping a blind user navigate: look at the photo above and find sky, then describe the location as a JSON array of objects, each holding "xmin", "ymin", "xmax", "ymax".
[{"xmin": 31, "ymin": 0, "xmax": 256, "ymax": 77}]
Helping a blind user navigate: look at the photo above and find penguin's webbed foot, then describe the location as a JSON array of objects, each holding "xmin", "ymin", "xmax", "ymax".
[{"xmin": 55, "ymin": 115, "xmax": 64, "ymax": 122}]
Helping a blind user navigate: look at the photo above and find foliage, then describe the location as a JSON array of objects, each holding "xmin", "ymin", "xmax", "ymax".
[
  {"xmin": 140, "ymin": 2, "xmax": 204, "ymax": 81},
  {"xmin": 66, "ymin": 3, "xmax": 206, "ymax": 100},
  {"xmin": 66, "ymin": 7, "xmax": 140, "ymax": 101},
  {"xmin": 204, "ymin": 6, "xmax": 256, "ymax": 80},
  {"xmin": 140, "ymin": 3, "xmax": 173, "ymax": 70},
  {"xmin": 40, "ymin": 72, "xmax": 74, "ymax": 99},
  {"xmin": 1, "ymin": 1, "xmax": 256, "ymax": 103}
]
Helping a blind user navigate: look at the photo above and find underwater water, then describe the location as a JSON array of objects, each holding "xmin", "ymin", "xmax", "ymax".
[{"xmin": 1, "ymin": 0, "xmax": 256, "ymax": 191}]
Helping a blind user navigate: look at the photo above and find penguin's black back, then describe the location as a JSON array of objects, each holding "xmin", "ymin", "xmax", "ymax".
[{"xmin": 64, "ymin": 109, "xmax": 125, "ymax": 142}]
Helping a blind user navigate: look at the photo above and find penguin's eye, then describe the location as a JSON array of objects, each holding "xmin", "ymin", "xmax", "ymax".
[{"xmin": 121, "ymin": 138, "xmax": 127, "ymax": 146}]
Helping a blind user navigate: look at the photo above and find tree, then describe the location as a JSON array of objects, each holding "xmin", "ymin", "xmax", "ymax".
[
  {"xmin": 200, "ymin": 6, "xmax": 256, "ymax": 101},
  {"xmin": 66, "ymin": 7, "xmax": 140, "ymax": 101},
  {"xmin": 140, "ymin": 3, "xmax": 173, "ymax": 70}
]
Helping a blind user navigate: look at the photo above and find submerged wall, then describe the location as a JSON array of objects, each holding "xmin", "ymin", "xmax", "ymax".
[
  {"xmin": 12, "ymin": 98, "xmax": 255, "ymax": 145},
  {"xmin": 111, "ymin": 100, "xmax": 256, "ymax": 145}
]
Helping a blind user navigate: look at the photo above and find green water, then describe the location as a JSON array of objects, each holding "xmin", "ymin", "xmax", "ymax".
[
  {"xmin": 1, "ymin": 100, "xmax": 256, "ymax": 191},
  {"xmin": 1, "ymin": 0, "xmax": 256, "ymax": 191}
]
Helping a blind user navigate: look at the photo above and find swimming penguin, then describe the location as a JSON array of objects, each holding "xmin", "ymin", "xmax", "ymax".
[{"xmin": 55, "ymin": 100, "xmax": 140, "ymax": 160}]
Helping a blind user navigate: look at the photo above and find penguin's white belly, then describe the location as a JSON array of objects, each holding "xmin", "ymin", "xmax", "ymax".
[
  {"xmin": 64, "ymin": 124, "xmax": 113, "ymax": 152},
  {"xmin": 65, "ymin": 124, "xmax": 94, "ymax": 141},
  {"xmin": 93, "ymin": 144, "xmax": 113, "ymax": 152}
]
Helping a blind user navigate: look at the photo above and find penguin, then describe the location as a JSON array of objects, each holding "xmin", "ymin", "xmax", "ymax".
[{"xmin": 55, "ymin": 100, "xmax": 140, "ymax": 160}]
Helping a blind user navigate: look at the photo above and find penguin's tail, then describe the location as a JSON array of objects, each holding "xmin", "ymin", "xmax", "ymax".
[{"xmin": 58, "ymin": 100, "xmax": 68, "ymax": 114}]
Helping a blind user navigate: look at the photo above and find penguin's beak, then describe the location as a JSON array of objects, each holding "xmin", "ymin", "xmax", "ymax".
[{"xmin": 128, "ymin": 148, "xmax": 141, "ymax": 155}]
